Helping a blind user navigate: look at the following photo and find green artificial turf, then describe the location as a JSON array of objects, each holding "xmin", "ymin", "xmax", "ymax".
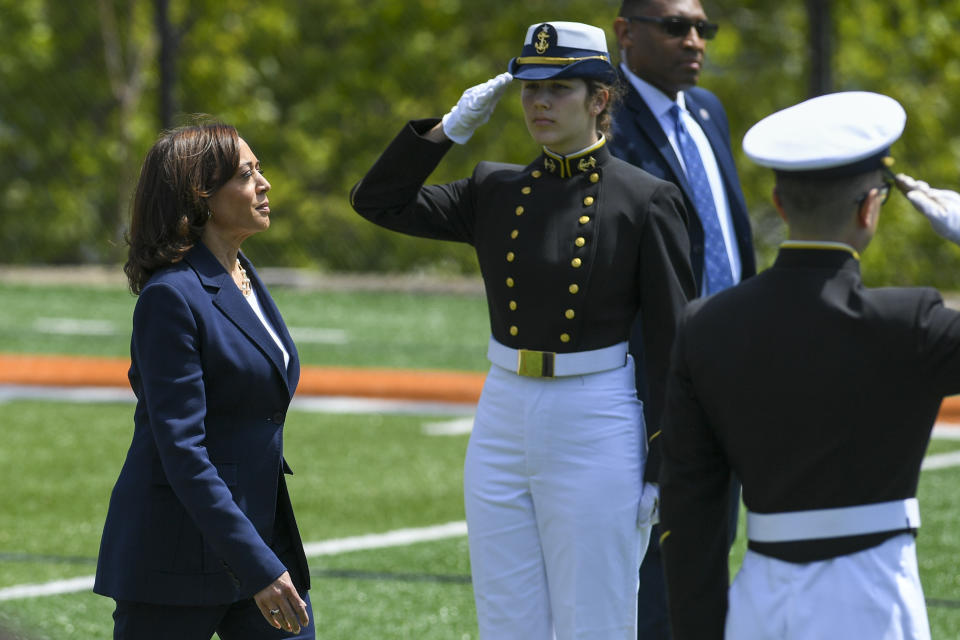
[{"xmin": 0, "ymin": 398, "xmax": 957, "ymax": 638}]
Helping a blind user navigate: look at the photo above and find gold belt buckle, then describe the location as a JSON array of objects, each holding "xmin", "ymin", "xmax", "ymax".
[{"xmin": 517, "ymin": 349, "xmax": 556, "ymax": 378}]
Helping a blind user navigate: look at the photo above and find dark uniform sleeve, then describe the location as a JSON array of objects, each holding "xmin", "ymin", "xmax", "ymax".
[
  {"xmin": 349, "ymin": 118, "xmax": 477, "ymax": 244},
  {"xmin": 658, "ymin": 307, "xmax": 732, "ymax": 640},
  {"xmin": 916, "ymin": 288, "xmax": 960, "ymax": 396},
  {"xmin": 638, "ymin": 182, "xmax": 696, "ymax": 482}
]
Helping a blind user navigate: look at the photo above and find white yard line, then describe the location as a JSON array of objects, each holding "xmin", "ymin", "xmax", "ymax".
[
  {"xmin": 301, "ymin": 521, "xmax": 467, "ymax": 556},
  {"xmin": 422, "ymin": 417, "xmax": 475, "ymax": 436},
  {"xmin": 33, "ymin": 318, "xmax": 117, "ymax": 336},
  {"xmin": 922, "ymin": 450, "xmax": 960, "ymax": 470},
  {"xmin": 0, "ymin": 384, "xmax": 475, "ymax": 416},
  {"xmin": 933, "ymin": 424, "xmax": 960, "ymax": 440},
  {"xmin": 0, "ymin": 521, "xmax": 468, "ymax": 602},
  {"xmin": 0, "ymin": 575, "xmax": 96, "ymax": 601}
]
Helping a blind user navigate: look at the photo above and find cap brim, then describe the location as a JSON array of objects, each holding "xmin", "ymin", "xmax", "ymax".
[{"xmin": 508, "ymin": 57, "xmax": 616, "ymax": 82}]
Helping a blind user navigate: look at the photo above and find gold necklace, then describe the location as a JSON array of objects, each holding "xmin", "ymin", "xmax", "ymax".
[{"xmin": 236, "ymin": 259, "xmax": 252, "ymax": 297}]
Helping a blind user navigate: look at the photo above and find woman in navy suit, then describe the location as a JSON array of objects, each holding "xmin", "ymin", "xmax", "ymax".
[{"xmin": 94, "ymin": 122, "xmax": 313, "ymax": 639}]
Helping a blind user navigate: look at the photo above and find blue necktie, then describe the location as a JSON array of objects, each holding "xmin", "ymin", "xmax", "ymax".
[{"xmin": 671, "ymin": 104, "xmax": 733, "ymax": 294}]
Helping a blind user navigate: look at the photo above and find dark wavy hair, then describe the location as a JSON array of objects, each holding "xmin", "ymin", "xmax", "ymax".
[
  {"xmin": 123, "ymin": 122, "xmax": 240, "ymax": 294},
  {"xmin": 586, "ymin": 78, "xmax": 625, "ymax": 140}
]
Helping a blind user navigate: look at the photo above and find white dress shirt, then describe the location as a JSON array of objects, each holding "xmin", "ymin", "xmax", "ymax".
[
  {"xmin": 620, "ymin": 63, "xmax": 742, "ymax": 286},
  {"xmin": 244, "ymin": 287, "xmax": 291, "ymax": 369}
]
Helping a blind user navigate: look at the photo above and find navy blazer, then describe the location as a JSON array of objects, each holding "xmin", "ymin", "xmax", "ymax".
[
  {"xmin": 610, "ymin": 74, "xmax": 756, "ymax": 288},
  {"xmin": 94, "ymin": 242, "xmax": 310, "ymax": 607}
]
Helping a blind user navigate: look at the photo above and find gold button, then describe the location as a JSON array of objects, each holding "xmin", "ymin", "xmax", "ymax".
[
  {"xmin": 510, "ymin": 229, "xmax": 519, "ymax": 239},
  {"xmin": 532, "ymin": 170, "xmax": 542, "ymax": 178},
  {"xmin": 579, "ymin": 215, "xmax": 590, "ymax": 224},
  {"xmin": 583, "ymin": 196, "xmax": 595, "ymax": 206},
  {"xmin": 575, "ymin": 237, "xmax": 586, "ymax": 247},
  {"xmin": 590, "ymin": 173, "xmax": 600, "ymax": 183},
  {"xmin": 506, "ymin": 252, "xmax": 515, "ymax": 262},
  {"xmin": 565, "ymin": 309, "xmax": 575, "ymax": 320},
  {"xmin": 515, "ymin": 206, "xmax": 524, "ymax": 216},
  {"xmin": 510, "ymin": 326, "xmax": 519, "ymax": 336},
  {"xmin": 569, "ymin": 284, "xmax": 580, "ymax": 294},
  {"xmin": 571, "ymin": 258, "xmax": 582, "ymax": 268},
  {"xmin": 506, "ymin": 277, "xmax": 515, "ymax": 287},
  {"xmin": 509, "ymin": 300, "xmax": 517, "ymax": 311},
  {"xmin": 560, "ymin": 333, "xmax": 571, "ymax": 343},
  {"xmin": 521, "ymin": 186, "xmax": 532, "ymax": 195}
]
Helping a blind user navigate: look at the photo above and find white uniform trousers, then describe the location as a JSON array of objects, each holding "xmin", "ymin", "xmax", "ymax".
[
  {"xmin": 464, "ymin": 359, "xmax": 649, "ymax": 640},
  {"xmin": 726, "ymin": 533, "xmax": 930, "ymax": 639}
]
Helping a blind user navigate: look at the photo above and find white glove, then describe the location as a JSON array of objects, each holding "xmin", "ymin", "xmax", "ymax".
[
  {"xmin": 897, "ymin": 173, "xmax": 960, "ymax": 245},
  {"xmin": 441, "ymin": 72, "xmax": 513, "ymax": 144},
  {"xmin": 637, "ymin": 482, "xmax": 660, "ymax": 528}
]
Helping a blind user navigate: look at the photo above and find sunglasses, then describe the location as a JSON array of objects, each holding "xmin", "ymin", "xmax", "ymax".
[
  {"xmin": 856, "ymin": 180, "xmax": 892, "ymax": 207},
  {"xmin": 626, "ymin": 15, "xmax": 720, "ymax": 40}
]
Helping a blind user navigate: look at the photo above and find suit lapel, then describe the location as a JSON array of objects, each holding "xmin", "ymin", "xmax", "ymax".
[
  {"xmin": 623, "ymin": 83, "xmax": 695, "ymax": 203},
  {"xmin": 242, "ymin": 254, "xmax": 300, "ymax": 395},
  {"xmin": 185, "ymin": 244, "xmax": 294, "ymax": 398}
]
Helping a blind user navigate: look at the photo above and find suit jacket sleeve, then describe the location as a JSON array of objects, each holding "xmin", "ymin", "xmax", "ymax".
[
  {"xmin": 349, "ymin": 118, "xmax": 477, "ymax": 244},
  {"xmin": 132, "ymin": 282, "xmax": 287, "ymax": 592},
  {"xmin": 639, "ymin": 182, "xmax": 696, "ymax": 482},
  {"xmin": 658, "ymin": 305, "xmax": 731, "ymax": 640}
]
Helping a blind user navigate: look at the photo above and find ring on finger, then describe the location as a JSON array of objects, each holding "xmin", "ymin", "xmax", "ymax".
[{"xmin": 269, "ymin": 608, "xmax": 281, "ymax": 616}]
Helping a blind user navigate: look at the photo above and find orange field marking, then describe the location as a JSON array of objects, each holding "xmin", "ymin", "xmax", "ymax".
[
  {"xmin": 3, "ymin": 353, "xmax": 960, "ymax": 421},
  {"xmin": 0, "ymin": 353, "xmax": 485, "ymax": 404}
]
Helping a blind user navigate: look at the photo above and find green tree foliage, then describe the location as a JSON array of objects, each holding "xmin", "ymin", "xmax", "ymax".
[
  {"xmin": 709, "ymin": 0, "xmax": 960, "ymax": 286},
  {"xmin": 1, "ymin": 0, "xmax": 959, "ymax": 285}
]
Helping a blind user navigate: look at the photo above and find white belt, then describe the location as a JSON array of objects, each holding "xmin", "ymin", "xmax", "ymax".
[
  {"xmin": 486, "ymin": 337, "xmax": 628, "ymax": 378},
  {"xmin": 747, "ymin": 498, "xmax": 920, "ymax": 543}
]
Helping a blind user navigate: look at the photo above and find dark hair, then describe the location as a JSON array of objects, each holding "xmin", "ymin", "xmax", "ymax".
[
  {"xmin": 585, "ymin": 78, "xmax": 625, "ymax": 140},
  {"xmin": 774, "ymin": 169, "xmax": 881, "ymax": 235},
  {"xmin": 124, "ymin": 122, "xmax": 240, "ymax": 294}
]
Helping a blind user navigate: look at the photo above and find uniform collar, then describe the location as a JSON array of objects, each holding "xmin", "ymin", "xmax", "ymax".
[
  {"xmin": 780, "ymin": 240, "xmax": 860, "ymax": 260},
  {"xmin": 775, "ymin": 241, "xmax": 862, "ymax": 272},
  {"xmin": 541, "ymin": 136, "xmax": 610, "ymax": 179}
]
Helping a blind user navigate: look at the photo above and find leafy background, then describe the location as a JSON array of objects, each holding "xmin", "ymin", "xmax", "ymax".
[{"xmin": 1, "ymin": 0, "xmax": 959, "ymax": 286}]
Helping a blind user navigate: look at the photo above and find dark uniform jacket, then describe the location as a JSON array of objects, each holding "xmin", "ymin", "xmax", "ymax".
[
  {"xmin": 351, "ymin": 119, "xmax": 696, "ymax": 480},
  {"xmin": 95, "ymin": 243, "xmax": 310, "ymax": 606},
  {"xmin": 659, "ymin": 245, "xmax": 960, "ymax": 639}
]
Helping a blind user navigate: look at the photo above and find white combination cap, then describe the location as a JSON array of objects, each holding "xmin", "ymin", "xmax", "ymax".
[{"xmin": 742, "ymin": 91, "xmax": 906, "ymax": 177}]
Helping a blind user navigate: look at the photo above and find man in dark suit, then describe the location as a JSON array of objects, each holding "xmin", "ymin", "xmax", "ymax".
[
  {"xmin": 660, "ymin": 91, "xmax": 947, "ymax": 639},
  {"xmin": 608, "ymin": 2, "xmax": 754, "ymax": 635},
  {"xmin": 610, "ymin": 0, "xmax": 755, "ymax": 293}
]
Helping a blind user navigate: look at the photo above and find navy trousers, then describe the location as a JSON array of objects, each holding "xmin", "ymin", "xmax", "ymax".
[{"xmin": 112, "ymin": 591, "xmax": 314, "ymax": 640}]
